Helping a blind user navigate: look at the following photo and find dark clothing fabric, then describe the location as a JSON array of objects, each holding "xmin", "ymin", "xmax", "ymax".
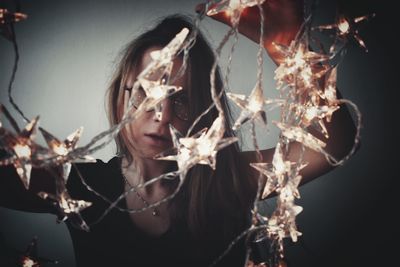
[{"xmin": 0, "ymin": 156, "xmax": 246, "ymax": 267}]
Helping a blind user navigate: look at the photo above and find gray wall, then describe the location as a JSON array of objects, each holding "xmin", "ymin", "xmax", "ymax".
[{"xmin": 0, "ymin": 0, "xmax": 390, "ymax": 266}]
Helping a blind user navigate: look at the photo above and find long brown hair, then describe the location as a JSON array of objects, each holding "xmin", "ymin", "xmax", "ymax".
[{"xmin": 106, "ymin": 15, "xmax": 256, "ymax": 244}]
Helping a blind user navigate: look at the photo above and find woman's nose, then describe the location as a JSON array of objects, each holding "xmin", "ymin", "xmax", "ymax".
[{"xmin": 153, "ymin": 98, "xmax": 174, "ymax": 124}]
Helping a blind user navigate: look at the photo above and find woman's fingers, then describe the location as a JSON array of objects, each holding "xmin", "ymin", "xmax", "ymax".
[{"xmin": 195, "ymin": 0, "xmax": 304, "ymax": 64}]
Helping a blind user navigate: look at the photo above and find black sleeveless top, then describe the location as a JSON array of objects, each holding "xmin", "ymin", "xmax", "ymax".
[
  {"xmin": 63, "ymin": 157, "xmax": 247, "ymax": 267},
  {"xmin": 0, "ymin": 152, "xmax": 247, "ymax": 266}
]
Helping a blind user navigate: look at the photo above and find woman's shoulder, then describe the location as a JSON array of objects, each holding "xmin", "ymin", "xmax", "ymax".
[{"xmin": 67, "ymin": 156, "xmax": 124, "ymax": 200}]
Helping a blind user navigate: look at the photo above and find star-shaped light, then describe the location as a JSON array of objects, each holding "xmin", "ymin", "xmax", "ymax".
[
  {"xmin": 265, "ymin": 163, "xmax": 304, "ymax": 245},
  {"xmin": 154, "ymin": 124, "xmax": 192, "ymax": 174},
  {"xmin": 20, "ymin": 238, "xmax": 41, "ymax": 267},
  {"xmin": 267, "ymin": 200, "xmax": 303, "ymax": 242},
  {"xmin": 40, "ymin": 127, "xmax": 95, "ymax": 182},
  {"xmin": 21, "ymin": 257, "xmax": 39, "ymax": 267},
  {"xmin": 321, "ymin": 66, "xmax": 339, "ymax": 107},
  {"xmin": 135, "ymin": 77, "xmax": 182, "ymax": 121},
  {"xmin": 227, "ymin": 83, "xmax": 284, "ymax": 130},
  {"xmin": 20, "ymin": 237, "xmax": 40, "ymax": 267},
  {"xmin": 155, "ymin": 116, "xmax": 238, "ymax": 177},
  {"xmin": 38, "ymin": 191, "xmax": 92, "ymax": 232},
  {"xmin": 0, "ymin": 108, "xmax": 40, "ymax": 189},
  {"xmin": 293, "ymin": 104, "xmax": 339, "ymax": 138},
  {"xmin": 250, "ymin": 142, "xmax": 306, "ymax": 199},
  {"xmin": 274, "ymin": 40, "xmax": 330, "ymax": 91},
  {"xmin": 0, "ymin": 8, "xmax": 27, "ymax": 41},
  {"xmin": 0, "ymin": 8, "xmax": 27, "ymax": 25},
  {"xmin": 147, "ymin": 27, "xmax": 190, "ymax": 67},
  {"xmin": 206, "ymin": 0, "xmax": 265, "ymax": 26},
  {"xmin": 134, "ymin": 27, "xmax": 189, "ymax": 83},
  {"xmin": 18, "ymin": 236, "xmax": 58, "ymax": 267},
  {"xmin": 274, "ymin": 121, "xmax": 326, "ymax": 154},
  {"xmin": 313, "ymin": 14, "xmax": 375, "ymax": 52},
  {"xmin": 125, "ymin": 28, "xmax": 189, "ymax": 121}
]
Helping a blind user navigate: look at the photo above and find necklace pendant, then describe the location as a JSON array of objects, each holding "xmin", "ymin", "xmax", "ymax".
[{"xmin": 152, "ymin": 209, "xmax": 159, "ymax": 217}]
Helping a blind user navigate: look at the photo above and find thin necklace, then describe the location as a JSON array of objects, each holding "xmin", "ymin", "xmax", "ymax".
[{"xmin": 122, "ymin": 172, "xmax": 160, "ymax": 217}]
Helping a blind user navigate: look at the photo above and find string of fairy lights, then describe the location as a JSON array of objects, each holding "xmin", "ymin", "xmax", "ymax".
[{"xmin": 0, "ymin": 0, "xmax": 373, "ymax": 266}]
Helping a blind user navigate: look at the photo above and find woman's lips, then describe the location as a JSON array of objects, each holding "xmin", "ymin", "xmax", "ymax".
[{"xmin": 144, "ymin": 134, "xmax": 171, "ymax": 147}]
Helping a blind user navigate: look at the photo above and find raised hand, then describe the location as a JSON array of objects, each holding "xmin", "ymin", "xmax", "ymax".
[{"xmin": 196, "ymin": 0, "xmax": 304, "ymax": 64}]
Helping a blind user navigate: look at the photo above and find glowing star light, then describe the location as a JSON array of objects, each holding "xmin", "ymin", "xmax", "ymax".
[
  {"xmin": 0, "ymin": 8, "xmax": 27, "ymax": 24},
  {"xmin": 274, "ymin": 121, "xmax": 326, "ymax": 154},
  {"xmin": 40, "ymin": 127, "xmax": 95, "ymax": 182},
  {"xmin": 20, "ymin": 236, "xmax": 40, "ymax": 267},
  {"xmin": 134, "ymin": 27, "xmax": 189, "ymax": 82},
  {"xmin": 135, "ymin": 77, "xmax": 183, "ymax": 121},
  {"xmin": 206, "ymin": 0, "xmax": 265, "ymax": 26},
  {"xmin": 227, "ymin": 83, "xmax": 284, "ymax": 130},
  {"xmin": 0, "ymin": 8, "xmax": 27, "ymax": 41},
  {"xmin": 126, "ymin": 28, "xmax": 189, "ymax": 121},
  {"xmin": 251, "ymin": 142, "xmax": 306, "ymax": 199},
  {"xmin": 148, "ymin": 27, "xmax": 190, "ymax": 66},
  {"xmin": 274, "ymin": 40, "xmax": 330, "ymax": 91},
  {"xmin": 322, "ymin": 67, "xmax": 339, "ymax": 106},
  {"xmin": 267, "ymin": 200, "xmax": 303, "ymax": 243},
  {"xmin": 155, "ymin": 116, "xmax": 238, "ymax": 177},
  {"xmin": 313, "ymin": 14, "xmax": 375, "ymax": 52},
  {"xmin": 293, "ymin": 104, "xmax": 339, "ymax": 138},
  {"xmin": 19, "ymin": 236, "xmax": 58, "ymax": 267},
  {"xmin": 265, "ymin": 161, "xmax": 305, "ymax": 245},
  {"xmin": 0, "ymin": 108, "xmax": 40, "ymax": 189},
  {"xmin": 39, "ymin": 191, "xmax": 92, "ymax": 232}
]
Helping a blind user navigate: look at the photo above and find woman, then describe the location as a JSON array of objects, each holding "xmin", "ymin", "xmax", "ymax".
[{"xmin": 0, "ymin": 1, "xmax": 357, "ymax": 266}]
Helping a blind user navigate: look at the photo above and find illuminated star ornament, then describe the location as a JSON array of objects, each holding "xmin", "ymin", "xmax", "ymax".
[
  {"xmin": 40, "ymin": 127, "xmax": 95, "ymax": 182},
  {"xmin": 155, "ymin": 116, "xmax": 238, "ymax": 179},
  {"xmin": 227, "ymin": 82, "xmax": 284, "ymax": 130},
  {"xmin": 135, "ymin": 78, "xmax": 183, "ymax": 122},
  {"xmin": 274, "ymin": 39, "xmax": 330, "ymax": 93},
  {"xmin": 322, "ymin": 67, "xmax": 339, "ymax": 106},
  {"xmin": 313, "ymin": 13, "xmax": 375, "ymax": 52},
  {"xmin": 19, "ymin": 236, "xmax": 58, "ymax": 267},
  {"xmin": 267, "ymin": 195, "xmax": 303, "ymax": 245},
  {"xmin": 38, "ymin": 127, "xmax": 95, "ymax": 231},
  {"xmin": 126, "ymin": 28, "xmax": 189, "ymax": 121},
  {"xmin": 38, "ymin": 191, "xmax": 92, "ymax": 232},
  {"xmin": 0, "ymin": 8, "xmax": 27, "ymax": 41},
  {"xmin": 251, "ymin": 142, "xmax": 306, "ymax": 256},
  {"xmin": 274, "ymin": 121, "xmax": 326, "ymax": 154},
  {"xmin": 251, "ymin": 142, "xmax": 307, "ymax": 199},
  {"xmin": 0, "ymin": 105, "xmax": 41, "ymax": 189},
  {"xmin": 267, "ymin": 155, "xmax": 305, "ymax": 246},
  {"xmin": 206, "ymin": 0, "xmax": 265, "ymax": 26},
  {"xmin": 292, "ymin": 103, "xmax": 339, "ymax": 138}
]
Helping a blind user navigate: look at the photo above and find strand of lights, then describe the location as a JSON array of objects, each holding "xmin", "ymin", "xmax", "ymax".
[
  {"xmin": 313, "ymin": 13, "xmax": 376, "ymax": 53},
  {"xmin": 199, "ymin": 0, "xmax": 366, "ymax": 265},
  {"xmin": 0, "ymin": 0, "xmax": 369, "ymax": 265}
]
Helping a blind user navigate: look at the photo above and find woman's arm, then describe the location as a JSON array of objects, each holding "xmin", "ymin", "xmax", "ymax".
[
  {"xmin": 241, "ymin": 91, "xmax": 358, "ymax": 186},
  {"xmin": 197, "ymin": 0, "xmax": 304, "ymax": 65},
  {"xmin": 201, "ymin": 0, "xmax": 358, "ymax": 186}
]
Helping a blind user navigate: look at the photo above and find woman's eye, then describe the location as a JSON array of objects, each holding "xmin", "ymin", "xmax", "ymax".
[{"xmin": 132, "ymin": 87, "xmax": 146, "ymax": 108}]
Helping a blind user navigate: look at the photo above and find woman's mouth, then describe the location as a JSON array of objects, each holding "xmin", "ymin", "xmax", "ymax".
[{"xmin": 144, "ymin": 134, "xmax": 172, "ymax": 147}]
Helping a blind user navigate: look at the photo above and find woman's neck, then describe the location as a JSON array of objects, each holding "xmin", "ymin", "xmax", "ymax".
[{"xmin": 121, "ymin": 156, "xmax": 171, "ymax": 188}]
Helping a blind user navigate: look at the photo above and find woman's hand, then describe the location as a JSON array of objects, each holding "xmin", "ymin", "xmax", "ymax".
[{"xmin": 196, "ymin": 0, "xmax": 304, "ymax": 65}]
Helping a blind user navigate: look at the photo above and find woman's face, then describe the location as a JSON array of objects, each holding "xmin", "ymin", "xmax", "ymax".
[{"xmin": 123, "ymin": 46, "xmax": 191, "ymax": 159}]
